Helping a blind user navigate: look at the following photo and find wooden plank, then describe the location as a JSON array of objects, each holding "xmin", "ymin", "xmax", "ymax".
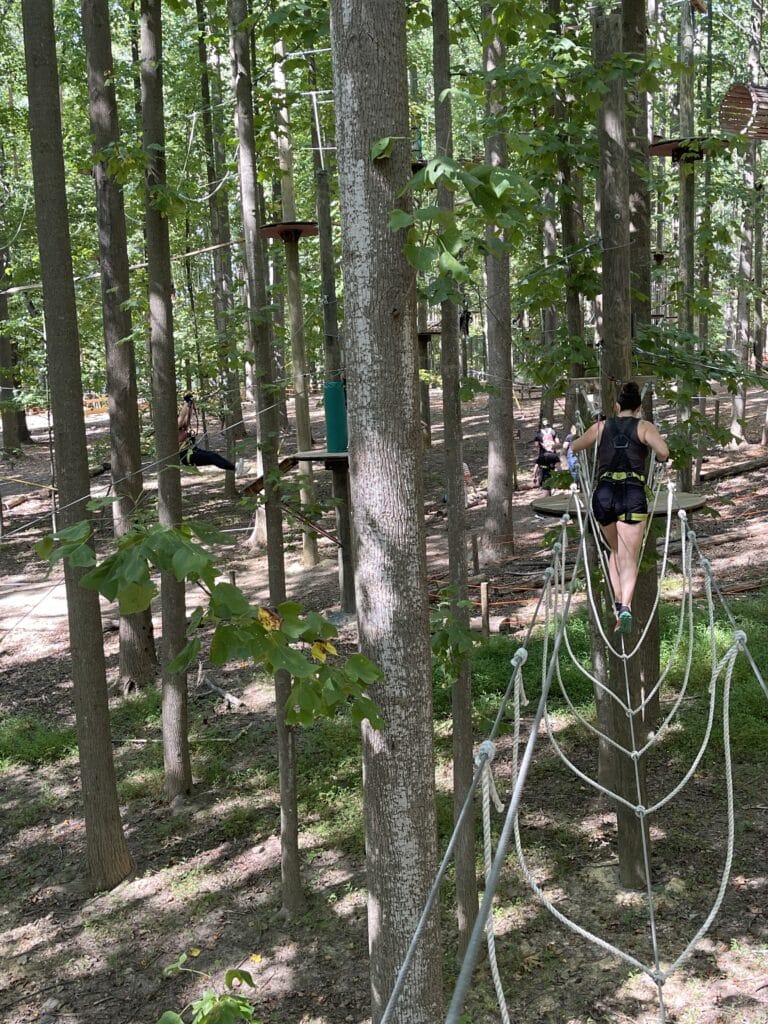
[{"xmin": 238, "ymin": 455, "xmax": 299, "ymax": 496}]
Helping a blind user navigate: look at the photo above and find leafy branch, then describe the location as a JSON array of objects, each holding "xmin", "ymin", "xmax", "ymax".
[{"xmin": 35, "ymin": 521, "xmax": 383, "ymax": 729}]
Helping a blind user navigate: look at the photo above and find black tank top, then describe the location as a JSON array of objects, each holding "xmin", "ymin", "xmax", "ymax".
[{"xmin": 597, "ymin": 417, "xmax": 647, "ymax": 478}]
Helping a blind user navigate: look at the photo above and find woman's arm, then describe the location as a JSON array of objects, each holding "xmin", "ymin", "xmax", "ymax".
[
  {"xmin": 570, "ymin": 421, "xmax": 600, "ymax": 454},
  {"xmin": 638, "ymin": 420, "xmax": 669, "ymax": 462}
]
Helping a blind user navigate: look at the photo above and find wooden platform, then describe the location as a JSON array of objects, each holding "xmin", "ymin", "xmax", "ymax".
[{"xmin": 530, "ymin": 489, "xmax": 709, "ymax": 519}]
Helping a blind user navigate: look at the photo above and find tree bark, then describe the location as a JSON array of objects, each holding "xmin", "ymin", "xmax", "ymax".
[
  {"xmin": 594, "ymin": 8, "xmax": 648, "ymax": 890},
  {"xmin": 331, "ymin": 2, "xmax": 444, "ymax": 1020},
  {"xmin": 0, "ymin": 246, "xmax": 20, "ymax": 452},
  {"xmin": 624, "ymin": 0, "xmax": 660, "ymax": 727},
  {"xmin": 481, "ymin": 7, "xmax": 516, "ymax": 564},
  {"xmin": 22, "ymin": 0, "xmax": 134, "ymax": 891},
  {"xmin": 677, "ymin": 0, "xmax": 695, "ymax": 489},
  {"xmin": 432, "ymin": 0, "xmax": 477, "ymax": 958},
  {"xmin": 82, "ymin": 0, "xmax": 157, "ymax": 694},
  {"xmin": 273, "ymin": 41, "xmax": 319, "ymax": 568},
  {"xmin": 230, "ymin": 0, "xmax": 304, "ymax": 916},
  {"xmin": 195, "ymin": 0, "xmax": 244, "ymax": 482},
  {"xmin": 140, "ymin": 0, "xmax": 192, "ymax": 801}
]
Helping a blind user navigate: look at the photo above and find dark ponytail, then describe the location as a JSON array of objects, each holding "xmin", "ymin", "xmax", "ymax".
[{"xmin": 617, "ymin": 381, "xmax": 642, "ymax": 411}]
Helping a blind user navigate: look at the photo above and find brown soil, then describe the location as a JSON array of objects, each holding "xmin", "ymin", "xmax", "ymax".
[{"xmin": 1, "ymin": 389, "xmax": 767, "ymax": 1024}]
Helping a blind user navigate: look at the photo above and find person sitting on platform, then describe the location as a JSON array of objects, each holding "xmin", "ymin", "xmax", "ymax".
[
  {"xmin": 178, "ymin": 393, "xmax": 236, "ymax": 472},
  {"xmin": 571, "ymin": 381, "xmax": 669, "ymax": 635}
]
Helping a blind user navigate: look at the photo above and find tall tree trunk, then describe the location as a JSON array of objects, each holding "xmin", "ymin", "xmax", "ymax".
[
  {"xmin": 272, "ymin": 41, "xmax": 319, "ymax": 568},
  {"xmin": 432, "ymin": 0, "xmax": 477, "ymax": 957},
  {"xmin": 677, "ymin": 0, "xmax": 695, "ymax": 488},
  {"xmin": 331, "ymin": 2, "xmax": 444, "ymax": 1021},
  {"xmin": 230, "ymin": 0, "xmax": 304, "ymax": 915},
  {"xmin": 22, "ymin": 0, "xmax": 134, "ymax": 891},
  {"xmin": 195, "ymin": 0, "xmax": 244, "ymax": 487},
  {"xmin": 140, "ymin": 0, "xmax": 192, "ymax": 801},
  {"xmin": 624, "ymin": 0, "xmax": 660, "ymax": 728},
  {"xmin": 549, "ymin": 0, "xmax": 585, "ymax": 429},
  {"xmin": 731, "ymin": 0, "xmax": 762, "ymax": 441},
  {"xmin": 82, "ymin": 0, "xmax": 157, "ymax": 694},
  {"xmin": 540, "ymin": 188, "xmax": 557, "ymax": 425},
  {"xmin": 480, "ymin": 7, "xmax": 516, "ymax": 563},
  {"xmin": 594, "ymin": 7, "xmax": 648, "ymax": 891},
  {"xmin": 0, "ymin": 245, "xmax": 20, "ymax": 452}
]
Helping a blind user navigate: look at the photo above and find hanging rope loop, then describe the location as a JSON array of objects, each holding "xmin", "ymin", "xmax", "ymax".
[
  {"xmin": 475, "ymin": 739, "xmax": 497, "ymax": 767},
  {"xmin": 511, "ymin": 647, "xmax": 528, "ymax": 668}
]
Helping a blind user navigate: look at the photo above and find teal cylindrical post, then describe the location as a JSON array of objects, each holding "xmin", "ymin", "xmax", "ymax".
[{"xmin": 324, "ymin": 380, "xmax": 348, "ymax": 452}]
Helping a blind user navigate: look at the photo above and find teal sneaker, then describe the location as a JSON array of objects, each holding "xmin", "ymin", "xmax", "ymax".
[{"xmin": 618, "ymin": 607, "xmax": 633, "ymax": 635}]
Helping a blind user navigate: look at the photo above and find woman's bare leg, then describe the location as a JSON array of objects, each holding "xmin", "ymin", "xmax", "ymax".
[
  {"xmin": 615, "ymin": 520, "xmax": 645, "ymax": 609},
  {"xmin": 600, "ymin": 522, "xmax": 622, "ymax": 604}
]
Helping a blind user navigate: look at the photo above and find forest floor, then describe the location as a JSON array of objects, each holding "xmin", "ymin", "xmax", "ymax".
[{"xmin": 1, "ymin": 386, "xmax": 768, "ymax": 1024}]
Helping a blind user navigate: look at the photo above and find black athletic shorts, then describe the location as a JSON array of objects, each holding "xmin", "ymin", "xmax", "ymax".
[{"xmin": 592, "ymin": 477, "xmax": 648, "ymax": 526}]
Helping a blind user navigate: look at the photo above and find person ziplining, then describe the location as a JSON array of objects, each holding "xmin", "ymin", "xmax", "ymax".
[
  {"xmin": 571, "ymin": 381, "xmax": 669, "ymax": 634},
  {"xmin": 177, "ymin": 393, "xmax": 236, "ymax": 472}
]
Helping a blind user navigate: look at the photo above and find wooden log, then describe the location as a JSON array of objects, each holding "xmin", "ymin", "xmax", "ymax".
[
  {"xmin": 699, "ymin": 453, "xmax": 768, "ymax": 482},
  {"xmin": 238, "ymin": 455, "xmax": 299, "ymax": 496},
  {"xmin": 2, "ymin": 487, "xmax": 53, "ymax": 510}
]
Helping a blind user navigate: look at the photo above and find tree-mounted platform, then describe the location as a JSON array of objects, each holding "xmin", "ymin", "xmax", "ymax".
[{"xmin": 719, "ymin": 82, "xmax": 768, "ymax": 139}]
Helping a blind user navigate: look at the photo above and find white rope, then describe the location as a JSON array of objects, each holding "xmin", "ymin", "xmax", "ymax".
[
  {"xmin": 385, "ymin": 488, "xmax": 762, "ymax": 1024},
  {"xmin": 478, "ymin": 739, "xmax": 509, "ymax": 1024}
]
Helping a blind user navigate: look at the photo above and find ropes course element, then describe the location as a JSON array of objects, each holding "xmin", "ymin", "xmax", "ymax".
[{"xmin": 380, "ymin": 486, "xmax": 767, "ymax": 1024}]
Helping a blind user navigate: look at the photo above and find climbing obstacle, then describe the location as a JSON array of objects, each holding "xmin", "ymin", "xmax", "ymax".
[{"xmin": 380, "ymin": 479, "xmax": 768, "ymax": 1024}]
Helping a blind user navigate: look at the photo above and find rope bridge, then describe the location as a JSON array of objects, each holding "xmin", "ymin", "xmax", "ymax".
[{"xmin": 381, "ymin": 482, "xmax": 768, "ymax": 1024}]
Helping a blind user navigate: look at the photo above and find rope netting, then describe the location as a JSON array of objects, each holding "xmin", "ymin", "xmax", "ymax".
[{"xmin": 380, "ymin": 485, "xmax": 768, "ymax": 1024}]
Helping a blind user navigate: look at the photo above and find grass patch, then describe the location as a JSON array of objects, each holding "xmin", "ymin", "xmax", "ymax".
[
  {"xmin": 110, "ymin": 687, "xmax": 162, "ymax": 737},
  {"xmin": 0, "ymin": 714, "xmax": 77, "ymax": 768}
]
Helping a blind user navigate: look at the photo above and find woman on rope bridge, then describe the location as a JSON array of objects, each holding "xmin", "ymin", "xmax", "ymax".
[
  {"xmin": 571, "ymin": 381, "xmax": 669, "ymax": 635},
  {"xmin": 177, "ymin": 393, "xmax": 236, "ymax": 472}
]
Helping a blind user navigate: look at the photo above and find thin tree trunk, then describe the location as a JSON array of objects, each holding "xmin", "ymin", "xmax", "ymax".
[
  {"xmin": 230, "ymin": 0, "xmax": 304, "ymax": 915},
  {"xmin": 481, "ymin": 7, "xmax": 516, "ymax": 564},
  {"xmin": 22, "ymin": 0, "xmax": 134, "ymax": 891},
  {"xmin": 140, "ymin": 0, "xmax": 192, "ymax": 801},
  {"xmin": 432, "ymin": 0, "xmax": 477, "ymax": 958},
  {"xmin": 195, "ymin": 0, "xmax": 244, "ymax": 472},
  {"xmin": 678, "ymin": 0, "xmax": 695, "ymax": 488},
  {"xmin": 82, "ymin": 0, "xmax": 157, "ymax": 694},
  {"xmin": 540, "ymin": 188, "xmax": 557, "ymax": 425},
  {"xmin": 331, "ymin": 1, "xmax": 444, "ymax": 1020},
  {"xmin": 0, "ymin": 246, "xmax": 20, "ymax": 452},
  {"xmin": 272, "ymin": 41, "xmax": 318, "ymax": 568}
]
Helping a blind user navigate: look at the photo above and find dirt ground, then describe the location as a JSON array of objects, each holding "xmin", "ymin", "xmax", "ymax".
[{"xmin": 1, "ymin": 387, "xmax": 767, "ymax": 1024}]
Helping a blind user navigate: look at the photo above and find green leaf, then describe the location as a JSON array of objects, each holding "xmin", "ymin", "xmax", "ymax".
[
  {"xmin": 56, "ymin": 520, "xmax": 92, "ymax": 544},
  {"xmin": 388, "ymin": 208, "xmax": 414, "ymax": 231},
  {"xmin": 171, "ymin": 543, "xmax": 212, "ymax": 582},
  {"xmin": 404, "ymin": 242, "xmax": 438, "ymax": 272},
  {"xmin": 210, "ymin": 624, "xmax": 248, "ymax": 665},
  {"xmin": 225, "ymin": 968, "xmax": 255, "ymax": 989},
  {"xmin": 117, "ymin": 580, "xmax": 157, "ymax": 615},
  {"xmin": 80, "ymin": 560, "xmax": 121, "ymax": 601},
  {"xmin": 162, "ymin": 952, "xmax": 188, "ymax": 978},
  {"xmin": 370, "ymin": 136, "xmax": 394, "ymax": 160},
  {"xmin": 156, "ymin": 1014, "xmax": 185, "ymax": 1024},
  {"xmin": 67, "ymin": 543, "xmax": 97, "ymax": 568},
  {"xmin": 209, "ymin": 582, "xmax": 252, "ymax": 619},
  {"xmin": 438, "ymin": 250, "xmax": 470, "ymax": 282},
  {"xmin": 167, "ymin": 637, "xmax": 201, "ymax": 674},
  {"xmin": 267, "ymin": 642, "xmax": 315, "ymax": 678},
  {"xmin": 351, "ymin": 695, "xmax": 385, "ymax": 729},
  {"xmin": 344, "ymin": 653, "xmax": 383, "ymax": 685},
  {"xmin": 35, "ymin": 536, "xmax": 54, "ymax": 561},
  {"xmin": 86, "ymin": 495, "xmax": 118, "ymax": 510}
]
